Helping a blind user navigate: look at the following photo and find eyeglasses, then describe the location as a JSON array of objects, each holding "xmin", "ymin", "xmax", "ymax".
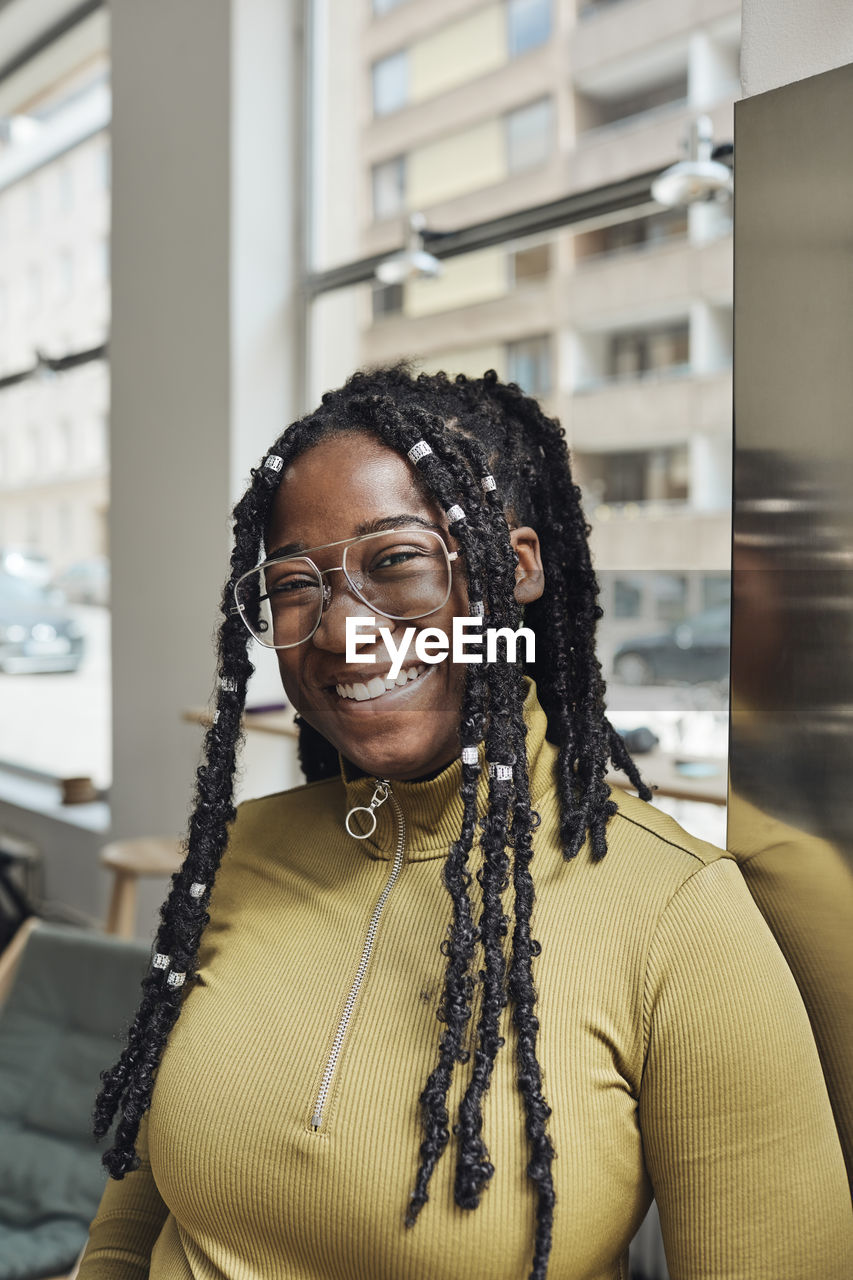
[{"xmin": 232, "ymin": 527, "xmax": 461, "ymax": 649}]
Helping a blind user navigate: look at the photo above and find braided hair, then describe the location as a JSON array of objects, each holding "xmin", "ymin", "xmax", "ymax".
[{"xmin": 93, "ymin": 364, "xmax": 652, "ymax": 1279}]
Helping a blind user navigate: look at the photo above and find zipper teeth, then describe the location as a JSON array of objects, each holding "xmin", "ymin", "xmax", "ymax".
[{"xmin": 311, "ymin": 786, "xmax": 406, "ymax": 1131}]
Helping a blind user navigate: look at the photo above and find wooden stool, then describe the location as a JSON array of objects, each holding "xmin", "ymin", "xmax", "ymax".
[{"xmin": 100, "ymin": 839, "xmax": 184, "ymax": 938}]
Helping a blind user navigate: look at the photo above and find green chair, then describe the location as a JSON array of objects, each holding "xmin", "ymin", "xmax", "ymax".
[{"xmin": 0, "ymin": 921, "xmax": 150, "ymax": 1280}]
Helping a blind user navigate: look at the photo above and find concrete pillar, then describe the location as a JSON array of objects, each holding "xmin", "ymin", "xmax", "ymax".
[
  {"xmin": 109, "ymin": 0, "xmax": 305, "ymax": 869},
  {"xmin": 690, "ymin": 299, "xmax": 730, "ymax": 375}
]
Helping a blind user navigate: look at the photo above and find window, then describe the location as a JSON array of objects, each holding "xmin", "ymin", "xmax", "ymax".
[
  {"xmin": 508, "ymin": 0, "xmax": 552, "ymax": 57},
  {"xmin": 509, "ymin": 242, "xmax": 551, "ymax": 285},
  {"xmin": 614, "ymin": 576, "xmax": 642, "ymax": 618},
  {"xmin": 652, "ymin": 572, "xmax": 688, "ymax": 623},
  {"xmin": 59, "ymin": 249, "xmax": 75, "ymax": 299},
  {"xmin": 372, "ymin": 282, "xmax": 404, "ymax": 319},
  {"xmin": 702, "ymin": 574, "xmax": 731, "ymax": 611},
  {"xmin": 372, "ymin": 155, "xmax": 406, "ymax": 220},
  {"xmin": 507, "ymin": 335, "xmax": 551, "ymax": 395},
  {"xmin": 506, "ymin": 98, "xmax": 553, "ymax": 173},
  {"xmin": 578, "ymin": 447, "xmax": 689, "ymax": 504},
  {"xmin": 372, "ymin": 50, "xmax": 408, "ymax": 116},
  {"xmin": 608, "ymin": 322, "xmax": 690, "ymax": 380},
  {"xmin": 580, "ymin": 75, "xmax": 688, "ymax": 131}
]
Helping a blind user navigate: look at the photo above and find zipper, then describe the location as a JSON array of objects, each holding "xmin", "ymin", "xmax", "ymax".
[{"xmin": 310, "ymin": 780, "xmax": 406, "ymax": 1132}]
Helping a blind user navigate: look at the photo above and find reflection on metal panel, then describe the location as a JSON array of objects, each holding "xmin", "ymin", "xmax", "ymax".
[{"xmin": 730, "ymin": 63, "xmax": 853, "ymax": 1188}]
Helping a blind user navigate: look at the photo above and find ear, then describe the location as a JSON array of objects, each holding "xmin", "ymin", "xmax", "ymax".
[{"xmin": 509, "ymin": 526, "xmax": 544, "ymax": 605}]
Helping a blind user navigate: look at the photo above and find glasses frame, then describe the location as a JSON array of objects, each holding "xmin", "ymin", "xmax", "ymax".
[{"xmin": 231, "ymin": 526, "xmax": 462, "ymax": 649}]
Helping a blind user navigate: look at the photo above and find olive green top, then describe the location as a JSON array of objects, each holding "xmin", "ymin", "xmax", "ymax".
[{"xmin": 79, "ymin": 683, "xmax": 852, "ymax": 1279}]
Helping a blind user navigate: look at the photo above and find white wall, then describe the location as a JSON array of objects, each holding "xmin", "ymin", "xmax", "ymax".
[{"xmin": 741, "ymin": 0, "xmax": 853, "ymax": 97}]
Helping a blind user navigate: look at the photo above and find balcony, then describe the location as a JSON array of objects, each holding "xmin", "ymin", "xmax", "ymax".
[
  {"xmin": 572, "ymin": 0, "xmax": 740, "ymax": 87},
  {"xmin": 565, "ymin": 232, "xmax": 732, "ymax": 324},
  {"xmin": 563, "ymin": 368, "xmax": 731, "ymax": 452}
]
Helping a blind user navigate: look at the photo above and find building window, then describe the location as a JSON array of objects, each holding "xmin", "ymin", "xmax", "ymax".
[
  {"xmin": 576, "ymin": 208, "xmax": 688, "ymax": 261},
  {"xmin": 509, "ymin": 242, "xmax": 551, "ymax": 285},
  {"xmin": 506, "ymin": 98, "xmax": 553, "ymax": 173},
  {"xmin": 372, "ymin": 155, "xmax": 406, "ymax": 220},
  {"xmin": 507, "ymin": 335, "xmax": 551, "ymax": 395},
  {"xmin": 614, "ymin": 576, "xmax": 643, "ymax": 618},
  {"xmin": 702, "ymin": 574, "xmax": 731, "ymax": 610},
  {"xmin": 372, "ymin": 282, "xmax": 404, "ymax": 319},
  {"xmin": 608, "ymin": 322, "xmax": 690, "ymax": 380},
  {"xmin": 372, "ymin": 50, "xmax": 409, "ymax": 116},
  {"xmin": 508, "ymin": 0, "xmax": 552, "ymax": 57},
  {"xmin": 59, "ymin": 249, "xmax": 75, "ymax": 299},
  {"xmin": 578, "ymin": 446, "xmax": 689, "ymax": 505}
]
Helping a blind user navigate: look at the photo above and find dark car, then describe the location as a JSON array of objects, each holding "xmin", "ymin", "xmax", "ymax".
[
  {"xmin": 0, "ymin": 574, "xmax": 85, "ymax": 674},
  {"xmin": 612, "ymin": 604, "xmax": 730, "ymax": 685}
]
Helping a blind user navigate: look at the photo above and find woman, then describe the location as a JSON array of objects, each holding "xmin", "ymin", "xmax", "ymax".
[{"xmin": 79, "ymin": 367, "xmax": 851, "ymax": 1280}]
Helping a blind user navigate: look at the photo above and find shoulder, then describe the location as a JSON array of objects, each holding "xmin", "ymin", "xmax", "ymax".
[{"xmin": 606, "ymin": 785, "xmax": 729, "ymax": 875}]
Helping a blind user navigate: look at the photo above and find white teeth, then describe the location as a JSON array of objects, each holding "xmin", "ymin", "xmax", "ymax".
[{"xmin": 335, "ymin": 666, "xmax": 427, "ymax": 700}]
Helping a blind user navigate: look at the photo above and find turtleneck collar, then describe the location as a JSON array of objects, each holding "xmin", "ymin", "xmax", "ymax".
[{"xmin": 338, "ymin": 678, "xmax": 558, "ymax": 862}]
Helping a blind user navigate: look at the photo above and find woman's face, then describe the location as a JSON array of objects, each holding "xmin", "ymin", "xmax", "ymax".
[{"xmin": 263, "ymin": 432, "xmax": 542, "ymax": 782}]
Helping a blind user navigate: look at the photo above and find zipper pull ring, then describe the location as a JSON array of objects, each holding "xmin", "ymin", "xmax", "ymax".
[{"xmin": 345, "ymin": 779, "xmax": 390, "ymax": 840}]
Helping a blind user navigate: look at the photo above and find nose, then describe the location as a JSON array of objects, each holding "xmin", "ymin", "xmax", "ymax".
[{"xmin": 310, "ymin": 569, "xmax": 402, "ymax": 655}]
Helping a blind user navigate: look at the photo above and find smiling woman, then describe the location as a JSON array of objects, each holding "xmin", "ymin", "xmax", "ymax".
[{"xmin": 77, "ymin": 366, "xmax": 852, "ymax": 1280}]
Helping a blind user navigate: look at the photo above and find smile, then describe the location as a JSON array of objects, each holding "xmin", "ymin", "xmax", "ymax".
[{"xmin": 335, "ymin": 664, "xmax": 428, "ymax": 702}]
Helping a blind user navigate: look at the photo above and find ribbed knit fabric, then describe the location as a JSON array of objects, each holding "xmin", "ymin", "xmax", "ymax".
[{"xmin": 78, "ymin": 683, "xmax": 852, "ymax": 1280}]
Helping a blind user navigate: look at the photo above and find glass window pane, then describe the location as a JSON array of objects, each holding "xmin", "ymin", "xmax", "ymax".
[
  {"xmin": 507, "ymin": 335, "xmax": 551, "ymax": 395},
  {"xmin": 372, "ymin": 50, "xmax": 409, "ymax": 116},
  {"xmin": 372, "ymin": 155, "xmax": 406, "ymax": 220},
  {"xmin": 506, "ymin": 97, "xmax": 553, "ymax": 172},
  {"xmin": 508, "ymin": 0, "xmax": 552, "ymax": 57}
]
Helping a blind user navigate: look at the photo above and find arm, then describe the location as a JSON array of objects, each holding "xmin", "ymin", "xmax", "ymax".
[
  {"xmin": 639, "ymin": 857, "xmax": 852, "ymax": 1279},
  {"xmin": 76, "ymin": 1110, "xmax": 170, "ymax": 1280}
]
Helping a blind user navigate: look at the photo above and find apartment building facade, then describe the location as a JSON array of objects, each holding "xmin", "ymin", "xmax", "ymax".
[{"xmin": 311, "ymin": 0, "xmax": 739, "ymax": 652}]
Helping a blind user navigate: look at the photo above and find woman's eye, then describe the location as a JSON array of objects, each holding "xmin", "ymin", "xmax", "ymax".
[
  {"xmin": 374, "ymin": 549, "xmax": 422, "ymax": 570},
  {"xmin": 269, "ymin": 576, "xmax": 317, "ymax": 595}
]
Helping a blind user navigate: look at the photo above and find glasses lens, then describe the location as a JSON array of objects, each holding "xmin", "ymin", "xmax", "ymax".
[
  {"xmin": 235, "ymin": 557, "xmax": 323, "ymax": 648},
  {"xmin": 343, "ymin": 529, "xmax": 451, "ymax": 620}
]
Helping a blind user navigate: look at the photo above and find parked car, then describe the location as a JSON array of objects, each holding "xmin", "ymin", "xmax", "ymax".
[
  {"xmin": 0, "ymin": 574, "xmax": 85, "ymax": 674},
  {"xmin": 612, "ymin": 604, "xmax": 731, "ymax": 686},
  {"xmin": 53, "ymin": 557, "xmax": 110, "ymax": 607}
]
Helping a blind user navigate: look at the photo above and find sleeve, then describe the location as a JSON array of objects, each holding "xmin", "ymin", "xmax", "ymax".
[
  {"xmin": 638, "ymin": 857, "xmax": 853, "ymax": 1280},
  {"xmin": 76, "ymin": 1110, "xmax": 170, "ymax": 1280}
]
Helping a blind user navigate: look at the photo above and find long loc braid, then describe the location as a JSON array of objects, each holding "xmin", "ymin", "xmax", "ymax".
[{"xmin": 93, "ymin": 419, "xmax": 330, "ymax": 1174}]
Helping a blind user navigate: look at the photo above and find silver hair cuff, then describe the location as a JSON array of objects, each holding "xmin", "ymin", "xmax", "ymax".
[
  {"xmin": 446, "ymin": 504, "xmax": 466, "ymax": 524},
  {"xmin": 461, "ymin": 747, "xmax": 479, "ymax": 766},
  {"xmin": 152, "ymin": 953, "xmax": 171, "ymax": 970},
  {"xmin": 481, "ymin": 474, "xmax": 497, "ymax": 492},
  {"xmin": 212, "ymin": 710, "xmax": 220, "ymax": 724},
  {"xmin": 167, "ymin": 971, "xmax": 187, "ymax": 988},
  {"xmin": 263, "ymin": 454, "xmax": 284, "ymax": 472},
  {"xmin": 469, "ymin": 600, "xmax": 484, "ymax": 617},
  {"xmin": 488, "ymin": 762, "xmax": 513, "ymax": 782},
  {"xmin": 407, "ymin": 440, "xmax": 433, "ymax": 463},
  {"xmin": 219, "ymin": 676, "xmax": 238, "ymax": 692},
  {"xmin": 189, "ymin": 882, "xmax": 206, "ymax": 899}
]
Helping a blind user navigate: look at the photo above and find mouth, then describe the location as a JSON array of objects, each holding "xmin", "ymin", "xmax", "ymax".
[{"xmin": 333, "ymin": 663, "xmax": 429, "ymax": 703}]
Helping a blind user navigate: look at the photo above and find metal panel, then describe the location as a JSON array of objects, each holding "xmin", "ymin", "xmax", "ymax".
[{"xmin": 730, "ymin": 62, "xmax": 853, "ymax": 1187}]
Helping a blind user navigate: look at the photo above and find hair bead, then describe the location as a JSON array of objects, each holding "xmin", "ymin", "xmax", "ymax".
[
  {"xmin": 263, "ymin": 454, "xmax": 283, "ymax": 472},
  {"xmin": 152, "ymin": 952, "xmax": 170, "ymax": 970},
  {"xmin": 446, "ymin": 504, "xmax": 466, "ymax": 524},
  {"xmin": 407, "ymin": 440, "xmax": 432, "ymax": 463},
  {"xmin": 166, "ymin": 971, "xmax": 186, "ymax": 988},
  {"xmin": 481, "ymin": 474, "xmax": 497, "ymax": 492},
  {"xmin": 189, "ymin": 882, "xmax": 206, "ymax": 899},
  {"xmin": 488, "ymin": 762, "xmax": 513, "ymax": 782},
  {"xmin": 469, "ymin": 600, "xmax": 484, "ymax": 617},
  {"xmin": 219, "ymin": 675, "xmax": 238, "ymax": 692},
  {"xmin": 461, "ymin": 746, "xmax": 479, "ymax": 766}
]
